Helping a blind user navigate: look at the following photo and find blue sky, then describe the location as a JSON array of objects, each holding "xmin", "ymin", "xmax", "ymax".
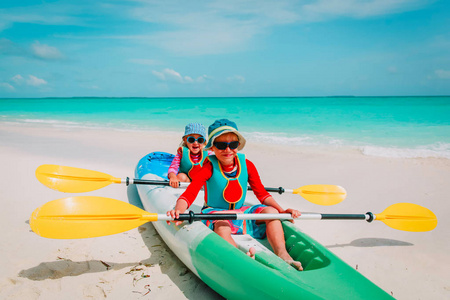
[{"xmin": 0, "ymin": 0, "xmax": 449, "ymax": 97}]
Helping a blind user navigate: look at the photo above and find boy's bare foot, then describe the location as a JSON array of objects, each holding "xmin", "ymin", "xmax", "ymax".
[
  {"xmin": 284, "ymin": 259, "xmax": 303, "ymax": 271},
  {"xmin": 246, "ymin": 247, "xmax": 256, "ymax": 259}
]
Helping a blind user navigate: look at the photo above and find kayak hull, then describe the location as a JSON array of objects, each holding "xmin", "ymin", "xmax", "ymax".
[{"xmin": 135, "ymin": 152, "xmax": 393, "ymax": 299}]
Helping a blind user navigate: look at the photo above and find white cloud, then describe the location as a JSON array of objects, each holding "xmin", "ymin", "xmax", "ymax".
[
  {"xmin": 11, "ymin": 74, "xmax": 24, "ymax": 84},
  {"xmin": 152, "ymin": 68, "xmax": 209, "ymax": 84},
  {"xmin": 27, "ymin": 75, "xmax": 47, "ymax": 86},
  {"xmin": 31, "ymin": 41, "xmax": 64, "ymax": 60},
  {"xmin": 6, "ymin": 74, "xmax": 48, "ymax": 88},
  {"xmin": 152, "ymin": 70, "xmax": 166, "ymax": 81},
  {"xmin": 4, "ymin": 1, "xmax": 430, "ymax": 57},
  {"xmin": 435, "ymin": 69, "xmax": 450, "ymax": 79},
  {"xmin": 163, "ymin": 69, "xmax": 184, "ymax": 83},
  {"xmin": 0, "ymin": 82, "xmax": 15, "ymax": 91},
  {"xmin": 227, "ymin": 75, "xmax": 246, "ymax": 83},
  {"xmin": 196, "ymin": 75, "xmax": 210, "ymax": 83},
  {"xmin": 127, "ymin": 0, "xmax": 432, "ymax": 55},
  {"xmin": 184, "ymin": 76, "xmax": 194, "ymax": 83},
  {"xmin": 302, "ymin": 0, "xmax": 431, "ymax": 20},
  {"xmin": 0, "ymin": 3, "xmax": 88, "ymax": 33}
]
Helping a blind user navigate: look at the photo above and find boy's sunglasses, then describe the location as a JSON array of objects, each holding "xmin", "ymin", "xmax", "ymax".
[
  {"xmin": 213, "ymin": 141, "xmax": 239, "ymax": 150},
  {"xmin": 187, "ymin": 136, "xmax": 205, "ymax": 144}
]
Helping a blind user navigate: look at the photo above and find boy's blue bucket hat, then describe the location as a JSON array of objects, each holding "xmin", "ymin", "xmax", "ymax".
[
  {"xmin": 183, "ymin": 122, "xmax": 207, "ymax": 138},
  {"xmin": 206, "ymin": 119, "xmax": 246, "ymax": 150}
]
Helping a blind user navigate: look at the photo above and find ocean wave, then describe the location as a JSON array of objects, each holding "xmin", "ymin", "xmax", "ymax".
[
  {"xmin": 246, "ymin": 131, "xmax": 450, "ymax": 159},
  {"xmin": 245, "ymin": 131, "xmax": 345, "ymax": 146},
  {"xmin": 20, "ymin": 118, "xmax": 81, "ymax": 126},
  {"xmin": 0, "ymin": 117, "xmax": 178, "ymax": 135},
  {"xmin": 361, "ymin": 143, "xmax": 450, "ymax": 159},
  {"xmin": 2, "ymin": 117, "xmax": 129, "ymax": 130},
  {"xmin": 3, "ymin": 117, "xmax": 449, "ymax": 159}
]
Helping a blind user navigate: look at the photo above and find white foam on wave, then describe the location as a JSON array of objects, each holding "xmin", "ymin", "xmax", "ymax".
[
  {"xmin": 21, "ymin": 118, "xmax": 80, "ymax": 125},
  {"xmin": 246, "ymin": 131, "xmax": 450, "ymax": 159},
  {"xmin": 361, "ymin": 143, "xmax": 450, "ymax": 159},
  {"xmin": 1, "ymin": 117, "xmax": 178, "ymax": 135},
  {"xmin": 3, "ymin": 117, "xmax": 449, "ymax": 160},
  {"xmin": 245, "ymin": 131, "xmax": 345, "ymax": 146}
]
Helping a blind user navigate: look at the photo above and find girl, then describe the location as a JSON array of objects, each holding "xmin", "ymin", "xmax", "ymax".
[
  {"xmin": 167, "ymin": 119, "xmax": 303, "ymax": 271},
  {"xmin": 168, "ymin": 122, "xmax": 209, "ymax": 188}
]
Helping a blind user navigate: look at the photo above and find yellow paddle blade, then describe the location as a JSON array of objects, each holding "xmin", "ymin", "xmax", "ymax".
[
  {"xmin": 375, "ymin": 203, "xmax": 437, "ymax": 232},
  {"xmin": 293, "ymin": 185, "xmax": 346, "ymax": 206},
  {"xmin": 30, "ymin": 196, "xmax": 158, "ymax": 239},
  {"xmin": 36, "ymin": 164, "xmax": 122, "ymax": 193}
]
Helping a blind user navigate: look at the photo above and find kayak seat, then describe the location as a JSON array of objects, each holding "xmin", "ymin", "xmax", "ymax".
[{"xmin": 136, "ymin": 152, "xmax": 175, "ymax": 180}]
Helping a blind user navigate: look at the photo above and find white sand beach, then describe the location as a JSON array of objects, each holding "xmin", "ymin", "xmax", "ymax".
[{"xmin": 1, "ymin": 123, "xmax": 449, "ymax": 299}]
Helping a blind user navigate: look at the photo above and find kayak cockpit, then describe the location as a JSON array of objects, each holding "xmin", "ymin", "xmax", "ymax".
[
  {"xmin": 233, "ymin": 221, "xmax": 330, "ymax": 272},
  {"xmin": 283, "ymin": 222, "xmax": 331, "ymax": 271}
]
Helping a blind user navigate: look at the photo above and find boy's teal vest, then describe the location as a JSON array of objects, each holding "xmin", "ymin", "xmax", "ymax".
[
  {"xmin": 205, "ymin": 153, "xmax": 248, "ymax": 210},
  {"xmin": 179, "ymin": 147, "xmax": 208, "ymax": 179}
]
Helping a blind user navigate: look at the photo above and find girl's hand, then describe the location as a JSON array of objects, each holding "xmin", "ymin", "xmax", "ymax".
[
  {"xmin": 166, "ymin": 209, "xmax": 184, "ymax": 226},
  {"xmin": 168, "ymin": 173, "xmax": 179, "ymax": 188},
  {"xmin": 169, "ymin": 178, "xmax": 179, "ymax": 188}
]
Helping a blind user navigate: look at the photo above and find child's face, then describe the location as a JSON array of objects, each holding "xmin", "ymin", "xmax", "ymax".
[
  {"xmin": 184, "ymin": 134, "xmax": 205, "ymax": 154},
  {"xmin": 212, "ymin": 132, "xmax": 239, "ymax": 166}
]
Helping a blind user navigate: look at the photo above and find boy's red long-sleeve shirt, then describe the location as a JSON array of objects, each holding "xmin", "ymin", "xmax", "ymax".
[{"xmin": 178, "ymin": 157, "xmax": 271, "ymax": 207}]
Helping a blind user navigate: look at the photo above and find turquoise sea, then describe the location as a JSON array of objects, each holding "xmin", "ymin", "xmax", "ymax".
[{"xmin": 1, "ymin": 97, "xmax": 450, "ymax": 159}]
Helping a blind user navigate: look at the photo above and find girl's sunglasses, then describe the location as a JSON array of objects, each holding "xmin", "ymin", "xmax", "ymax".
[
  {"xmin": 213, "ymin": 141, "xmax": 239, "ymax": 150},
  {"xmin": 187, "ymin": 136, "xmax": 205, "ymax": 144}
]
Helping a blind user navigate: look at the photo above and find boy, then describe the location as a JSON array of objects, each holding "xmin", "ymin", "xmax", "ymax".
[{"xmin": 167, "ymin": 119, "xmax": 302, "ymax": 270}]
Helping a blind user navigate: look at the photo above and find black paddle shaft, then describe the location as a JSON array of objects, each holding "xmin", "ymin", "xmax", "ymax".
[
  {"xmin": 127, "ymin": 178, "xmax": 285, "ymax": 194},
  {"xmin": 171, "ymin": 211, "xmax": 375, "ymax": 224},
  {"xmin": 251, "ymin": 186, "xmax": 285, "ymax": 194},
  {"xmin": 175, "ymin": 211, "xmax": 238, "ymax": 224},
  {"xmin": 321, "ymin": 212, "xmax": 374, "ymax": 222},
  {"xmin": 127, "ymin": 178, "xmax": 171, "ymax": 186}
]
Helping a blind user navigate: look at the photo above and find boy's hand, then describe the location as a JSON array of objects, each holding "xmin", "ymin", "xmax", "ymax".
[{"xmin": 284, "ymin": 208, "xmax": 301, "ymax": 223}]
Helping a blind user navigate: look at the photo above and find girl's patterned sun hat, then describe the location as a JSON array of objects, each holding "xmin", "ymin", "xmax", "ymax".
[{"xmin": 183, "ymin": 122, "xmax": 207, "ymax": 138}]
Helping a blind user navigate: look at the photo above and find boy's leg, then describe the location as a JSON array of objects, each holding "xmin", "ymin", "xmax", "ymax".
[
  {"xmin": 214, "ymin": 220, "xmax": 255, "ymax": 258},
  {"xmin": 260, "ymin": 207, "xmax": 303, "ymax": 271},
  {"xmin": 214, "ymin": 220, "xmax": 237, "ymax": 247}
]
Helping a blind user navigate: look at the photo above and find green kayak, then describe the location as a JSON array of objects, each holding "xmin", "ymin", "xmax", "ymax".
[{"xmin": 135, "ymin": 152, "xmax": 394, "ymax": 299}]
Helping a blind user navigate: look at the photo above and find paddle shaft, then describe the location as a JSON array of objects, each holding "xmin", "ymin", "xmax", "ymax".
[
  {"xmin": 127, "ymin": 177, "xmax": 288, "ymax": 193},
  {"xmin": 165, "ymin": 211, "xmax": 375, "ymax": 224}
]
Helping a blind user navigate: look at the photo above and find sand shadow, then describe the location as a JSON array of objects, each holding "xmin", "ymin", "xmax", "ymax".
[
  {"xmin": 18, "ymin": 259, "xmax": 137, "ymax": 281},
  {"xmin": 19, "ymin": 185, "xmax": 221, "ymax": 299},
  {"xmin": 128, "ymin": 184, "xmax": 223, "ymax": 300},
  {"xmin": 326, "ymin": 237, "xmax": 413, "ymax": 249},
  {"xmin": 19, "ymin": 186, "xmax": 178, "ymax": 282},
  {"xmin": 18, "ymin": 222, "xmax": 184, "ymax": 283}
]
